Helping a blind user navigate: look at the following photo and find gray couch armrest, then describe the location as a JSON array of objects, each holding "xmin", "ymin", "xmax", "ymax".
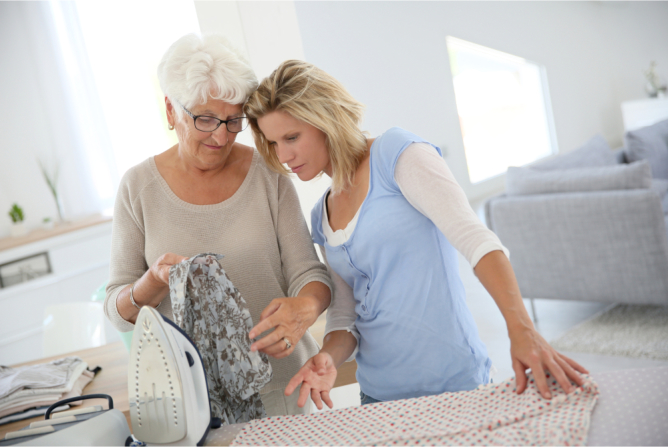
[{"xmin": 486, "ymin": 189, "xmax": 668, "ymax": 304}]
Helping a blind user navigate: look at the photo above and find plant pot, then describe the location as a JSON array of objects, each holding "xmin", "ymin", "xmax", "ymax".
[{"xmin": 10, "ymin": 222, "xmax": 28, "ymax": 237}]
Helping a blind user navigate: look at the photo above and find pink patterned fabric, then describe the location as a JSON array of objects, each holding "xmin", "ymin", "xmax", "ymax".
[{"xmin": 232, "ymin": 373, "xmax": 599, "ymax": 446}]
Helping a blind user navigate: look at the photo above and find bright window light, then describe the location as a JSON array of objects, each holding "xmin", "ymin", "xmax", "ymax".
[
  {"xmin": 74, "ymin": 0, "xmax": 201, "ymax": 178},
  {"xmin": 446, "ymin": 36, "xmax": 557, "ymax": 184}
]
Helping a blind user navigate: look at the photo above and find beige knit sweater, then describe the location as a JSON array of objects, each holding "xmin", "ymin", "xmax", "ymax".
[{"xmin": 104, "ymin": 150, "xmax": 332, "ymax": 394}]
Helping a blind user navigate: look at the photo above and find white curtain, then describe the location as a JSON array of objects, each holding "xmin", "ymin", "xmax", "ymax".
[{"xmin": 0, "ymin": 1, "xmax": 116, "ymax": 233}]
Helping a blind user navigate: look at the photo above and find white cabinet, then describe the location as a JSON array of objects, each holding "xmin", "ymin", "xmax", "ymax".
[
  {"xmin": 621, "ymin": 97, "xmax": 668, "ymax": 131},
  {"xmin": 0, "ymin": 219, "xmax": 117, "ymax": 365}
]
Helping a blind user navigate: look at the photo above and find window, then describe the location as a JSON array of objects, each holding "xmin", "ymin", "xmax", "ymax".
[
  {"xmin": 446, "ymin": 36, "xmax": 557, "ymax": 184},
  {"xmin": 74, "ymin": 1, "xmax": 202, "ymax": 180}
]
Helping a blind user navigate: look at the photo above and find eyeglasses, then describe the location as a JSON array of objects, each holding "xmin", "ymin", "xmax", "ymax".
[{"xmin": 177, "ymin": 102, "xmax": 249, "ymax": 133}]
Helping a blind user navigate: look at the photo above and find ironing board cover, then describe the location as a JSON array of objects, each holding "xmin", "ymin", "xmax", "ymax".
[
  {"xmin": 169, "ymin": 253, "xmax": 272, "ymax": 425},
  {"xmin": 231, "ymin": 372, "xmax": 599, "ymax": 446}
]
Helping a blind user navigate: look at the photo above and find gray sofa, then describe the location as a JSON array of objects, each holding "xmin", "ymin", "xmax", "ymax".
[{"xmin": 485, "ymin": 120, "xmax": 668, "ymax": 306}]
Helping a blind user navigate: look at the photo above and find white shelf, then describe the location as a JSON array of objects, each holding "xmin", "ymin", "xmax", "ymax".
[{"xmin": 621, "ymin": 97, "xmax": 668, "ymax": 132}]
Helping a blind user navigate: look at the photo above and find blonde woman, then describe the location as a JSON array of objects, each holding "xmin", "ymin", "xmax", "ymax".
[{"xmin": 244, "ymin": 60, "xmax": 588, "ymax": 410}]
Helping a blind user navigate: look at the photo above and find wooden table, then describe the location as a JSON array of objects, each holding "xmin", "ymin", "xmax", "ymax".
[
  {"xmin": 0, "ymin": 341, "xmax": 358, "ymax": 439},
  {"xmin": 0, "ymin": 342, "xmax": 130, "ymax": 439}
]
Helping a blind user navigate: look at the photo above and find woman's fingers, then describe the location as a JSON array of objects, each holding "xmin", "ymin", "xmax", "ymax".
[
  {"xmin": 313, "ymin": 353, "xmax": 331, "ymax": 375},
  {"xmin": 529, "ymin": 361, "xmax": 552, "ymax": 399},
  {"xmin": 321, "ymin": 390, "xmax": 334, "ymax": 409},
  {"xmin": 153, "ymin": 253, "xmax": 187, "ymax": 284},
  {"xmin": 297, "ymin": 383, "xmax": 311, "ymax": 408},
  {"xmin": 163, "ymin": 253, "xmax": 188, "ymax": 264},
  {"xmin": 268, "ymin": 342, "xmax": 295, "ymax": 359},
  {"xmin": 285, "ymin": 376, "xmax": 301, "ymax": 397},
  {"xmin": 285, "ymin": 363, "xmax": 312, "ymax": 397},
  {"xmin": 262, "ymin": 341, "xmax": 288, "ymax": 357},
  {"xmin": 544, "ymin": 356, "xmax": 573, "ymax": 394},
  {"xmin": 559, "ymin": 352, "xmax": 589, "ymax": 374},
  {"xmin": 555, "ymin": 354, "xmax": 585, "ymax": 387},
  {"xmin": 249, "ymin": 314, "xmax": 277, "ymax": 340},
  {"xmin": 259, "ymin": 299, "xmax": 282, "ymax": 321},
  {"xmin": 249, "ymin": 331, "xmax": 287, "ymax": 352},
  {"xmin": 311, "ymin": 388, "xmax": 324, "ymax": 410},
  {"xmin": 513, "ymin": 358, "xmax": 528, "ymax": 394}
]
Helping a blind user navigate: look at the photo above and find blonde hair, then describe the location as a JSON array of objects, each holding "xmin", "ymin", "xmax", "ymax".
[{"xmin": 244, "ymin": 60, "xmax": 367, "ymax": 193}]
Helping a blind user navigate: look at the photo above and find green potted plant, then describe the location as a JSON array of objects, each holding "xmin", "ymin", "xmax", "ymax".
[
  {"xmin": 8, "ymin": 203, "xmax": 27, "ymax": 237},
  {"xmin": 42, "ymin": 216, "xmax": 54, "ymax": 230},
  {"xmin": 37, "ymin": 159, "xmax": 64, "ymax": 223}
]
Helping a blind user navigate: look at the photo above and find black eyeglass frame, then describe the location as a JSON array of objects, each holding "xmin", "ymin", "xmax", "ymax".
[{"xmin": 176, "ymin": 101, "xmax": 248, "ymax": 133}]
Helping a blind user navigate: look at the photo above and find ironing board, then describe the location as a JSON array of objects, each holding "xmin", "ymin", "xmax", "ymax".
[{"xmin": 208, "ymin": 366, "xmax": 668, "ymax": 446}]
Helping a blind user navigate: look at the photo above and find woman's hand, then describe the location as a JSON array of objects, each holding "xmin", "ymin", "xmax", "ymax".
[
  {"xmin": 249, "ymin": 281, "xmax": 330, "ymax": 358},
  {"xmin": 285, "ymin": 352, "xmax": 337, "ymax": 410},
  {"xmin": 473, "ymin": 250, "xmax": 589, "ymax": 399},
  {"xmin": 249, "ymin": 294, "xmax": 321, "ymax": 359},
  {"xmin": 118, "ymin": 252, "xmax": 187, "ymax": 322},
  {"xmin": 509, "ymin": 323, "xmax": 589, "ymax": 399},
  {"xmin": 149, "ymin": 253, "xmax": 188, "ymax": 286}
]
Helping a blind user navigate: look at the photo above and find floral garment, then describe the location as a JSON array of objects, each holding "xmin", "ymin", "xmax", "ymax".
[{"xmin": 169, "ymin": 253, "xmax": 272, "ymax": 425}]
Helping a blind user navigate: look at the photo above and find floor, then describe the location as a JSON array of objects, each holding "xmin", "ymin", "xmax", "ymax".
[{"xmin": 309, "ymin": 252, "xmax": 668, "ymax": 411}]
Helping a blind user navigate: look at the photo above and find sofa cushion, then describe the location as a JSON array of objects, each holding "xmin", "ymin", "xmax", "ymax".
[
  {"xmin": 506, "ymin": 160, "xmax": 652, "ymax": 196},
  {"xmin": 532, "ymin": 134, "xmax": 617, "ymax": 170},
  {"xmin": 624, "ymin": 119, "xmax": 668, "ymax": 180},
  {"xmin": 651, "ymin": 179, "xmax": 668, "ymax": 214}
]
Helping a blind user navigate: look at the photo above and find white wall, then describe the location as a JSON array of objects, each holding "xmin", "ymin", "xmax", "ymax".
[
  {"xmin": 2, "ymin": 1, "xmax": 667, "ymax": 236},
  {"xmin": 0, "ymin": 2, "xmax": 105, "ymax": 238},
  {"xmin": 194, "ymin": 0, "xmax": 332, "ymax": 226},
  {"xmin": 294, "ymin": 1, "xmax": 668, "ymax": 200}
]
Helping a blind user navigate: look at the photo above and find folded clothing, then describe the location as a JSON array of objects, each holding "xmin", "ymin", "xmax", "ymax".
[
  {"xmin": 0, "ymin": 357, "xmax": 86, "ymax": 400},
  {"xmin": 0, "ymin": 357, "xmax": 94, "ymax": 425},
  {"xmin": 232, "ymin": 372, "xmax": 599, "ymax": 446}
]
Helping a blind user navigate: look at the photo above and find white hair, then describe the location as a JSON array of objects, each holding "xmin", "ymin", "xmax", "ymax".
[{"xmin": 157, "ymin": 33, "xmax": 258, "ymax": 119}]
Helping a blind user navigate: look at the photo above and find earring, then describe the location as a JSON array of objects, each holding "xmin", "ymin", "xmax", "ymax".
[{"xmin": 168, "ymin": 124, "xmax": 174, "ymax": 130}]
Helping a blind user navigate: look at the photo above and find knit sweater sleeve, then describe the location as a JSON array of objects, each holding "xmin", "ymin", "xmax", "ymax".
[
  {"xmin": 319, "ymin": 245, "xmax": 359, "ymax": 362},
  {"xmin": 276, "ymin": 174, "xmax": 333, "ymax": 298},
  {"xmin": 104, "ymin": 167, "xmax": 151, "ymax": 333}
]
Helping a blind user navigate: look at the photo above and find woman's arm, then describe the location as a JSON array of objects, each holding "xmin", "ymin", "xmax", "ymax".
[
  {"xmin": 283, "ymin": 246, "xmax": 359, "ymax": 409},
  {"xmin": 116, "ymin": 253, "xmax": 187, "ymax": 324},
  {"xmin": 395, "ymin": 143, "xmax": 588, "ymax": 398},
  {"xmin": 249, "ymin": 174, "xmax": 332, "ymax": 357},
  {"xmin": 105, "ymin": 172, "xmax": 187, "ymax": 327},
  {"xmin": 394, "ymin": 143, "xmax": 507, "ymax": 267},
  {"xmin": 320, "ymin": 245, "xmax": 360, "ymax": 360},
  {"xmin": 104, "ymin": 175, "xmax": 154, "ymax": 331},
  {"xmin": 474, "ymin": 251, "xmax": 588, "ymax": 399}
]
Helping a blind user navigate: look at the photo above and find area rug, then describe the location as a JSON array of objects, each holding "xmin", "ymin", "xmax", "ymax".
[{"xmin": 550, "ymin": 304, "xmax": 668, "ymax": 361}]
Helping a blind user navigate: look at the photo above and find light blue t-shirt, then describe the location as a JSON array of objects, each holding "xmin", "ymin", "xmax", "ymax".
[{"xmin": 311, "ymin": 127, "xmax": 491, "ymax": 402}]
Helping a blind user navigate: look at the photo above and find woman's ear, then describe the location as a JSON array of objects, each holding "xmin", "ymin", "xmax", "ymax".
[{"xmin": 165, "ymin": 96, "xmax": 175, "ymax": 128}]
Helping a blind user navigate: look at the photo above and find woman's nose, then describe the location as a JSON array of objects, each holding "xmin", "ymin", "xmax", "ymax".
[
  {"xmin": 275, "ymin": 144, "xmax": 293, "ymax": 164},
  {"xmin": 211, "ymin": 125, "xmax": 230, "ymax": 145}
]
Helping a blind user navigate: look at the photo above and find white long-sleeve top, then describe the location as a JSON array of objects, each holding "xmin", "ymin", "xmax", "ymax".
[{"xmin": 320, "ymin": 143, "xmax": 509, "ymax": 360}]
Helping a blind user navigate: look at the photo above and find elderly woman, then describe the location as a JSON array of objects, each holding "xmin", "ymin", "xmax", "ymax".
[{"xmin": 104, "ymin": 35, "xmax": 331, "ymax": 416}]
